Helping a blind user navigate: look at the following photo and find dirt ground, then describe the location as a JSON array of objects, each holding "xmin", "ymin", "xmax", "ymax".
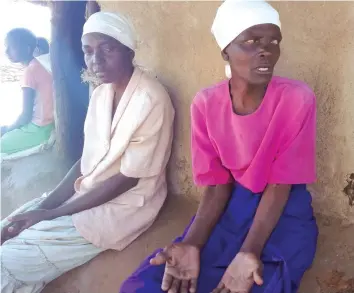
[
  {"xmin": 1, "ymin": 152, "xmax": 353, "ymax": 293},
  {"xmin": 300, "ymin": 215, "xmax": 354, "ymax": 293}
]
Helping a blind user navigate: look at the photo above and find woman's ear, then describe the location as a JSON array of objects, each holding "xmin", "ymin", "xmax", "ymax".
[{"xmin": 221, "ymin": 50, "xmax": 229, "ymax": 62}]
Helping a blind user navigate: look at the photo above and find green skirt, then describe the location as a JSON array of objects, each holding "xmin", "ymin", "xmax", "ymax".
[{"xmin": 1, "ymin": 123, "xmax": 54, "ymax": 155}]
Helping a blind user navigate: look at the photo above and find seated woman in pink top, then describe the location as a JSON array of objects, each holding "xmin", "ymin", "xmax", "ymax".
[
  {"xmin": 1, "ymin": 28, "xmax": 54, "ymax": 155},
  {"xmin": 121, "ymin": 1, "xmax": 318, "ymax": 293}
]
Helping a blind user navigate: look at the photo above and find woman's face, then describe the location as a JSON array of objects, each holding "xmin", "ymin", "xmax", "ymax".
[
  {"xmin": 223, "ymin": 24, "xmax": 282, "ymax": 85},
  {"xmin": 82, "ymin": 32, "xmax": 134, "ymax": 84},
  {"xmin": 5, "ymin": 37, "xmax": 31, "ymax": 63}
]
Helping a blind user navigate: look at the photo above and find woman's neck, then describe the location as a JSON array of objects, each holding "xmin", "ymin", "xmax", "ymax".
[
  {"xmin": 112, "ymin": 66, "xmax": 134, "ymax": 98},
  {"xmin": 21, "ymin": 56, "xmax": 34, "ymax": 66},
  {"xmin": 229, "ymin": 77, "xmax": 268, "ymax": 115}
]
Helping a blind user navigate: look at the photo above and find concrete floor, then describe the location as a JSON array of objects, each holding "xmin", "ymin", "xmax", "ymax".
[{"xmin": 1, "ymin": 151, "xmax": 353, "ymax": 293}]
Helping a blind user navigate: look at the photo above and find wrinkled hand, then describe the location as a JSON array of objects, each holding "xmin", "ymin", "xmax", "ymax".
[
  {"xmin": 1, "ymin": 221, "xmax": 27, "ymax": 245},
  {"xmin": 1, "ymin": 205, "xmax": 49, "ymax": 245},
  {"xmin": 212, "ymin": 252, "xmax": 263, "ymax": 293},
  {"xmin": 8, "ymin": 209, "xmax": 51, "ymax": 233},
  {"xmin": 150, "ymin": 243, "xmax": 200, "ymax": 293}
]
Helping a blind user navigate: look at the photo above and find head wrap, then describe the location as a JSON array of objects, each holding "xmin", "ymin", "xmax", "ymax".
[
  {"xmin": 83, "ymin": 12, "xmax": 137, "ymax": 51},
  {"xmin": 211, "ymin": 0, "xmax": 281, "ymax": 51}
]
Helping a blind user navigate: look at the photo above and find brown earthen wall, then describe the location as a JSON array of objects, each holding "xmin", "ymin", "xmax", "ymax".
[{"xmin": 99, "ymin": 1, "xmax": 354, "ymax": 222}]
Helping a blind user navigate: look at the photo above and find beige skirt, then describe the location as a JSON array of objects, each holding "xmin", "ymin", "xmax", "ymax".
[{"xmin": 1, "ymin": 197, "xmax": 103, "ymax": 293}]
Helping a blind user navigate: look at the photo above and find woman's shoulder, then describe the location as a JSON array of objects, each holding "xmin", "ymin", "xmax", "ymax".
[
  {"xmin": 193, "ymin": 80, "xmax": 229, "ymax": 107},
  {"xmin": 272, "ymin": 76, "xmax": 315, "ymax": 102},
  {"xmin": 271, "ymin": 76, "xmax": 316, "ymax": 111},
  {"xmin": 27, "ymin": 58, "xmax": 45, "ymax": 72},
  {"xmin": 91, "ymin": 83, "xmax": 109, "ymax": 97},
  {"xmin": 139, "ymin": 69, "xmax": 169, "ymax": 96},
  {"xmin": 25, "ymin": 58, "xmax": 52, "ymax": 82}
]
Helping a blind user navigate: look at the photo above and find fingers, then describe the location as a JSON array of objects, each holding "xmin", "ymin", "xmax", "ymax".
[
  {"xmin": 7, "ymin": 222, "xmax": 22, "ymax": 234},
  {"xmin": 180, "ymin": 280, "xmax": 189, "ymax": 293},
  {"xmin": 161, "ymin": 272, "xmax": 173, "ymax": 291},
  {"xmin": 253, "ymin": 270, "xmax": 263, "ymax": 286},
  {"xmin": 150, "ymin": 251, "xmax": 168, "ymax": 266},
  {"xmin": 161, "ymin": 273, "xmax": 197, "ymax": 293},
  {"xmin": 2, "ymin": 222, "xmax": 22, "ymax": 239},
  {"xmin": 168, "ymin": 278, "xmax": 181, "ymax": 293},
  {"xmin": 212, "ymin": 285, "xmax": 248, "ymax": 293},
  {"xmin": 19, "ymin": 222, "xmax": 33, "ymax": 231},
  {"xmin": 212, "ymin": 282, "xmax": 225, "ymax": 293},
  {"xmin": 1, "ymin": 224, "xmax": 17, "ymax": 245},
  {"xmin": 189, "ymin": 279, "xmax": 197, "ymax": 293},
  {"xmin": 179, "ymin": 280, "xmax": 197, "ymax": 293}
]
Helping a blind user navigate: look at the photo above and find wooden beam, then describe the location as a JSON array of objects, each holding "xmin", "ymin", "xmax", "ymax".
[
  {"xmin": 86, "ymin": 1, "xmax": 100, "ymax": 18},
  {"xmin": 51, "ymin": 1, "xmax": 89, "ymax": 166}
]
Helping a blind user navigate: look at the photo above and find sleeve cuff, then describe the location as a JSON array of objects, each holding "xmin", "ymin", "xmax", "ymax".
[{"xmin": 194, "ymin": 172, "xmax": 233, "ymax": 186}]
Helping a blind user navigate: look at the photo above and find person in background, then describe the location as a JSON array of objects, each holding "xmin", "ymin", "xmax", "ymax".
[
  {"xmin": 1, "ymin": 11, "xmax": 174, "ymax": 293},
  {"xmin": 121, "ymin": 1, "xmax": 318, "ymax": 293},
  {"xmin": 1, "ymin": 28, "xmax": 54, "ymax": 155},
  {"xmin": 33, "ymin": 37, "xmax": 52, "ymax": 74}
]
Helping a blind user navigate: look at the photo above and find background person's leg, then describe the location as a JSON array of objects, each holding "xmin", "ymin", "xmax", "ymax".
[
  {"xmin": 1, "ymin": 216, "xmax": 103, "ymax": 293},
  {"xmin": 1, "ymin": 123, "xmax": 53, "ymax": 155}
]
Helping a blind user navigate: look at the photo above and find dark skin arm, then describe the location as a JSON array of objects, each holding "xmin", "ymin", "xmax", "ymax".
[
  {"xmin": 38, "ymin": 159, "xmax": 82, "ymax": 210},
  {"xmin": 2, "ymin": 88, "xmax": 35, "ymax": 134},
  {"xmin": 182, "ymin": 183, "xmax": 291, "ymax": 251},
  {"xmin": 240, "ymin": 184, "xmax": 291, "ymax": 256},
  {"xmin": 183, "ymin": 183, "xmax": 234, "ymax": 248},
  {"xmin": 9, "ymin": 173, "xmax": 139, "ymax": 229},
  {"xmin": 49, "ymin": 173, "xmax": 139, "ymax": 218}
]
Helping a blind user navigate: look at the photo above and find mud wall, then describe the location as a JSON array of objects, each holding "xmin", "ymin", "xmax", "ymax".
[{"xmin": 98, "ymin": 1, "xmax": 354, "ymax": 222}]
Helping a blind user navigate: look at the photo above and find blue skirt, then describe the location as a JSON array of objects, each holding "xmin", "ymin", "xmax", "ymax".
[{"xmin": 120, "ymin": 184, "xmax": 318, "ymax": 293}]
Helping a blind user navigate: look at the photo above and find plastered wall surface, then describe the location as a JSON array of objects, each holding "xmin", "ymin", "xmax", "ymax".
[{"xmin": 99, "ymin": 1, "xmax": 354, "ymax": 222}]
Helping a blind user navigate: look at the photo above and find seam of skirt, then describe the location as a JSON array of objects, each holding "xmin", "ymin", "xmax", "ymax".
[
  {"xmin": 1, "ymin": 259, "xmax": 26, "ymax": 290},
  {"xmin": 24, "ymin": 240, "xmax": 63, "ymax": 277}
]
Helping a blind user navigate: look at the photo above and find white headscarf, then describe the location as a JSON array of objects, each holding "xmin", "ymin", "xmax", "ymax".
[
  {"xmin": 211, "ymin": 0, "xmax": 281, "ymax": 77},
  {"xmin": 211, "ymin": 0, "xmax": 281, "ymax": 51},
  {"xmin": 82, "ymin": 12, "xmax": 137, "ymax": 51}
]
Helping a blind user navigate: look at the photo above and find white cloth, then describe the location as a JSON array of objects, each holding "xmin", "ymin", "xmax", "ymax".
[
  {"xmin": 83, "ymin": 11, "xmax": 136, "ymax": 51},
  {"xmin": 35, "ymin": 54, "xmax": 52, "ymax": 74},
  {"xmin": 1, "ymin": 197, "xmax": 103, "ymax": 293},
  {"xmin": 211, "ymin": 0, "xmax": 281, "ymax": 50}
]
